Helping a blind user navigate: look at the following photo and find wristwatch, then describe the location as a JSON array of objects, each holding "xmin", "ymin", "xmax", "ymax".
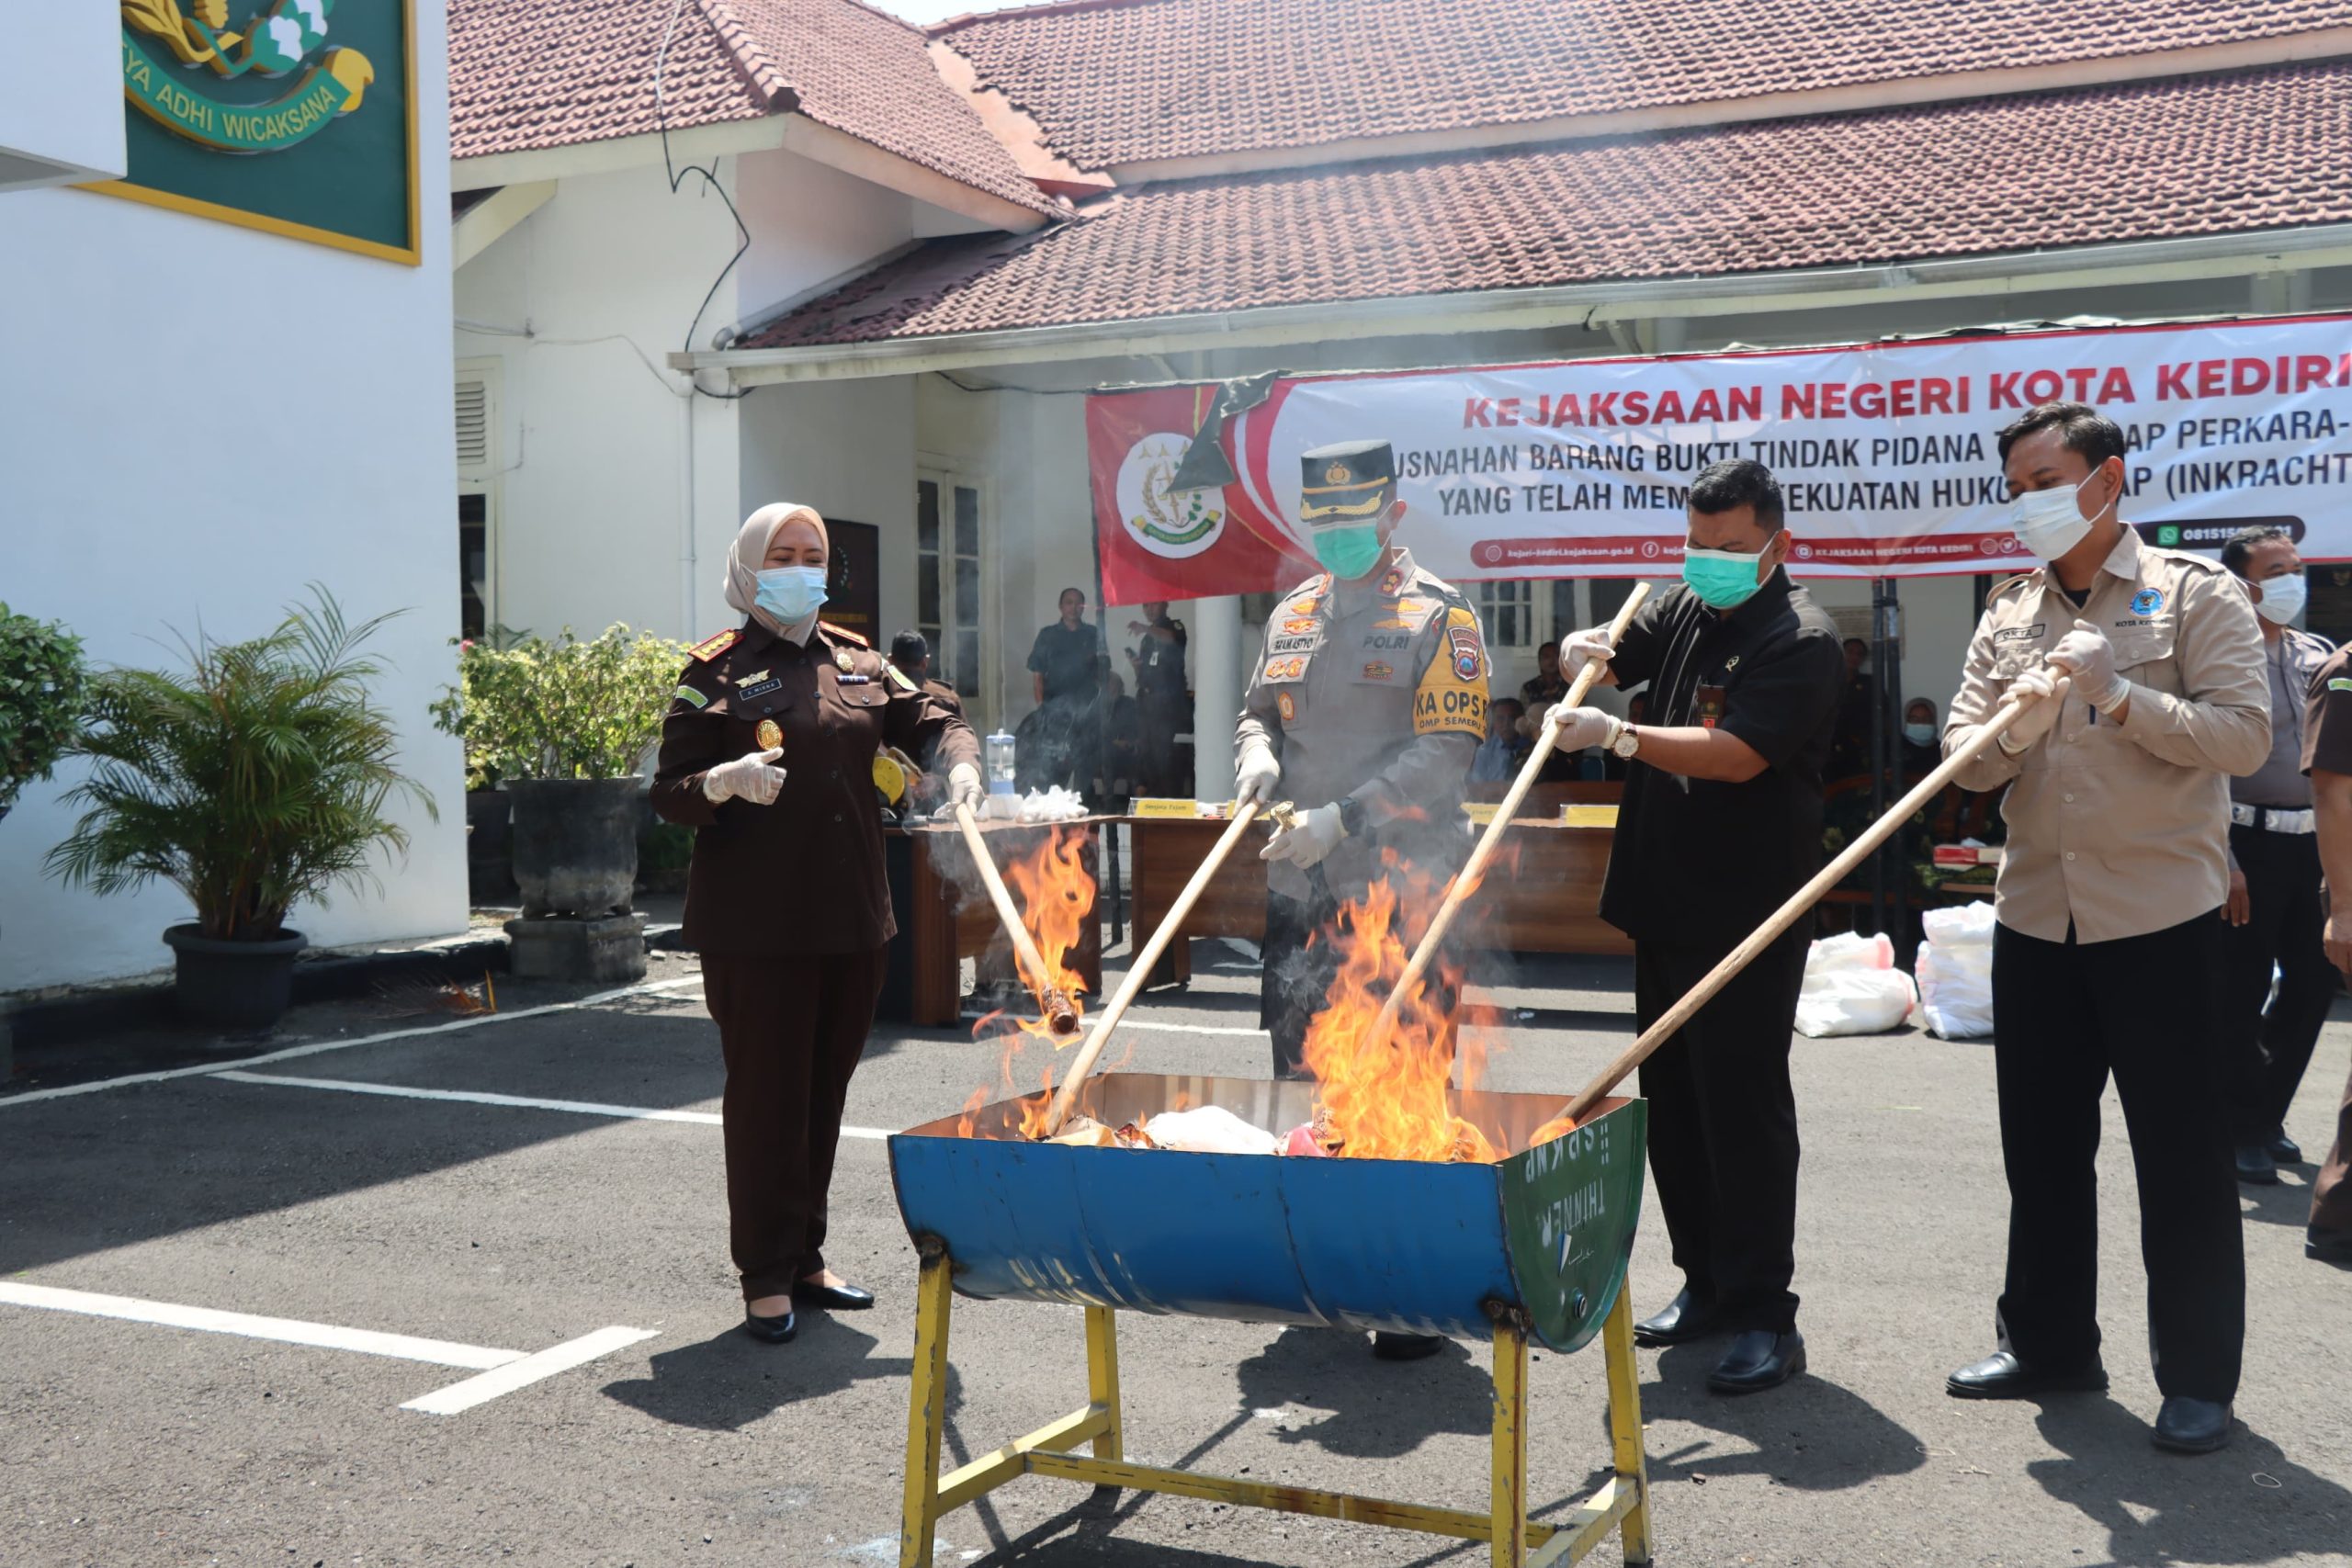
[
  {"xmin": 1337, "ymin": 794, "xmax": 1370, "ymax": 840},
  {"xmin": 1608, "ymin": 718, "xmax": 1641, "ymax": 761}
]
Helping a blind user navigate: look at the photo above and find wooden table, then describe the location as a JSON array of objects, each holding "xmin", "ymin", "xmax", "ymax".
[
  {"xmin": 881, "ymin": 818, "xmax": 1105, "ymax": 1028},
  {"xmin": 1126, "ymin": 809, "xmax": 1632, "ymax": 989}
]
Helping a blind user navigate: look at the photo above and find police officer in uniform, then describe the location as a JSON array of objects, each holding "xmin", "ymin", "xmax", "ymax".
[
  {"xmin": 1234, "ymin": 439, "xmax": 1489, "ymax": 1360},
  {"xmin": 1939, "ymin": 403, "xmax": 2267, "ymax": 1454},
  {"xmin": 655, "ymin": 503, "xmax": 981, "ymax": 1345},
  {"xmin": 1547, "ymin": 458, "xmax": 1845, "ymax": 1396}
]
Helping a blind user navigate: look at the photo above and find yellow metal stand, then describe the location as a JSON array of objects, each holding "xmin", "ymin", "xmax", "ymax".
[{"xmin": 897, "ymin": 1246, "xmax": 1652, "ymax": 1567}]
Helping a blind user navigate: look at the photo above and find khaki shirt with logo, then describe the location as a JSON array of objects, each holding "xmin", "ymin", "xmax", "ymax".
[{"xmin": 1943, "ymin": 527, "xmax": 2268, "ymax": 944}]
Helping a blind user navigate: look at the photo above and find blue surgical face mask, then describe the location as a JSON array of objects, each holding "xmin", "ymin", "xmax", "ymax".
[
  {"xmin": 1904, "ymin": 722, "xmax": 1937, "ymax": 748},
  {"xmin": 755, "ymin": 564, "xmax": 829, "ymax": 625},
  {"xmin": 1312, "ymin": 524, "xmax": 1385, "ymax": 581},
  {"xmin": 1681, "ymin": 546, "xmax": 1768, "ymax": 611}
]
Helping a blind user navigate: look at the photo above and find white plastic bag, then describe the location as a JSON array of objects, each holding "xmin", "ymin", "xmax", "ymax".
[
  {"xmin": 1921, "ymin": 900, "xmax": 1996, "ymax": 950},
  {"xmin": 1793, "ymin": 934, "xmax": 1917, "ymax": 1037},
  {"xmin": 1916, "ymin": 929, "xmax": 1996, "ymax": 1039},
  {"xmin": 1142, "ymin": 1105, "xmax": 1281, "ymax": 1156}
]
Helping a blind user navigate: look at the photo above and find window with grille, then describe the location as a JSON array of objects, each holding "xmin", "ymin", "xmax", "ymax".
[
  {"xmin": 1476, "ymin": 580, "xmax": 1535, "ymax": 649},
  {"xmin": 917, "ymin": 475, "xmax": 986, "ymax": 706}
]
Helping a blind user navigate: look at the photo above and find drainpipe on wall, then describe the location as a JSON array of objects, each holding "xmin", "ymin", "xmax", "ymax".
[{"xmin": 678, "ymin": 389, "xmax": 697, "ymax": 638}]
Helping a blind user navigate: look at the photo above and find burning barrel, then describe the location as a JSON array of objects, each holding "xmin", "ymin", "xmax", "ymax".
[{"xmin": 889, "ymin": 1072, "xmax": 1645, "ymax": 1354}]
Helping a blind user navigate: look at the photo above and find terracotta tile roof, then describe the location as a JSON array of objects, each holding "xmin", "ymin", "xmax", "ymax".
[
  {"xmin": 450, "ymin": 0, "xmax": 1055, "ymax": 215},
  {"xmin": 933, "ymin": 0, "xmax": 2352, "ymax": 171},
  {"xmin": 738, "ymin": 61, "xmax": 2352, "ymax": 349}
]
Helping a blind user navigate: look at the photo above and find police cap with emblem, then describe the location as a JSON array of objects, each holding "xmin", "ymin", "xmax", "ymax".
[{"xmin": 1298, "ymin": 440, "xmax": 1396, "ymax": 524}]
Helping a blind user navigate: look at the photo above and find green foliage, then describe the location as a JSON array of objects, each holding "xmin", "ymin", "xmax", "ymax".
[
  {"xmin": 44, "ymin": 587, "xmax": 436, "ymax": 942},
  {"xmin": 0, "ymin": 603, "xmax": 90, "ymax": 817},
  {"xmin": 638, "ymin": 819, "xmax": 694, "ymax": 873},
  {"xmin": 431, "ymin": 626, "xmax": 685, "ymax": 786}
]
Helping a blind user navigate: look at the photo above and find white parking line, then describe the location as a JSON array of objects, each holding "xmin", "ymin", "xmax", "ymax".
[
  {"xmin": 209, "ymin": 1067, "xmax": 894, "ymax": 1140},
  {"xmin": 0, "ymin": 1280, "xmax": 655, "ymax": 1414},
  {"xmin": 0, "ymin": 976, "xmax": 707, "ymax": 1111}
]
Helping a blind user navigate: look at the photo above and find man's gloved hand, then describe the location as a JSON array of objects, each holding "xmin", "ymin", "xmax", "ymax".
[
  {"xmin": 1996, "ymin": 666, "xmax": 2073, "ymax": 754},
  {"xmin": 947, "ymin": 762, "xmax": 984, "ymax": 812},
  {"xmin": 1561, "ymin": 627, "xmax": 1616, "ymax": 683},
  {"xmin": 1234, "ymin": 741, "xmax": 1283, "ymax": 809},
  {"xmin": 703, "ymin": 745, "xmax": 787, "ymax": 805},
  {"xmin": 1544, "ymin": 705, "xmax": 1618, "ymax": 754},
  {"xmin": 2049, "ymin": 619, "xmax": 2128, "ymax": 714},
  {"xmin": 1260, "ymin": 802, "xmax": 1345, "ymax": 868}
]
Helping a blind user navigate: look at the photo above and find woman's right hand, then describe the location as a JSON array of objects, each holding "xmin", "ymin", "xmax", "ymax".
[{"xmin": 703, "ymin": 745, "xmax": 787, "ymax": 805}]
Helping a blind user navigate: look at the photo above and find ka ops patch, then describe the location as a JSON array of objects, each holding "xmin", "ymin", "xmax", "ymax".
[{"xmin": 1413, "ymin": 606, "xmax": 1489, "ymax": 739}]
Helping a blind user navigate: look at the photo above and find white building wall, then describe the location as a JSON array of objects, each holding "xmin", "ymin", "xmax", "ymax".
[
  {"xmin": 739, "ymin": 375, "xmax": 920, "ymax": 646},
  {"xmin": 0, "ymin": 2, "xmax": 124, "ymax": 189},
  {"xmin": 0, "ymin": 3, "xmax": 459, "ymax": 990}
]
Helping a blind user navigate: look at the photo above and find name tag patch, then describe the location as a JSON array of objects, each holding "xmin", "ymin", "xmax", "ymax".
[
  {"xmin": 1695, "ymin": 684, "xmax": 1727, "ymax": 729},
  {"xmin": 1994, "ymin": 624, "xmax": 2047, "ymax": 645},
  {"xmin": 737, "ymin": 678, "xmax": 782, "ymax": 702}
]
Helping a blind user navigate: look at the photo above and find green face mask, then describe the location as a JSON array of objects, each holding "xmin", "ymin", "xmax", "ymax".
[
  {"xmin": 1311, "ymin": 524, "xmax": 1385, "ymax": 581},
  {"xmin": 1681, "ymin": 546, "xmax": 1768, "ymax": 610}
]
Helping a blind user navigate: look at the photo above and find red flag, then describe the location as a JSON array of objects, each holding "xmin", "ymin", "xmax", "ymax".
[{"xmin": 1090, "ymin": 385, "xmax": 1312, "ymax": 606}]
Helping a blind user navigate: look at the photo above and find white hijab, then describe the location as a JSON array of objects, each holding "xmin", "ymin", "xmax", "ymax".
[{"xmin": 723, "ymin": 502, "xmax": 828, "ymax": 641}]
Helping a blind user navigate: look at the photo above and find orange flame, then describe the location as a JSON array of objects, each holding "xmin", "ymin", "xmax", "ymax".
[
  {"xmin": 998, "ymin": 827, "xmax": 1095, "ymax": 1041},
  {"xmin": 1299, "ymin": 862, "xmax": 1502, "ymax": 1164}
]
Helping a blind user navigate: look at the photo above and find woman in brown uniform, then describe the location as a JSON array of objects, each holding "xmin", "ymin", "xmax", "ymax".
[{"xmin": 653, "ymin": 502, "xmax": 981, "ymax": 1344}]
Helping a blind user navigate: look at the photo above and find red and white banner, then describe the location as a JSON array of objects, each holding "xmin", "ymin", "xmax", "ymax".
[{"xmin": 1090, "ymin": 314, "xmax": 2352, "ymax": 604}]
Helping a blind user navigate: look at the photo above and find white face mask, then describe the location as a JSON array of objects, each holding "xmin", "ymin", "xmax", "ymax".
[
  {"xmin": 2252, "ymin": 570, "xmax": 2307, "ymax": 626},
  {"xmin": 2008, "ymin": 469, "xmax": 2106, "ymax": 561}
]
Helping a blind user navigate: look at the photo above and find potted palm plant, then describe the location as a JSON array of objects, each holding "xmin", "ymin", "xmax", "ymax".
[
  {"xmin": 431, "ymin": 626, "xmax": 682, "ymax": 918},
  {"xmin": 45, "ymin": 588, "xmax": 435, "ymax": 1031}
]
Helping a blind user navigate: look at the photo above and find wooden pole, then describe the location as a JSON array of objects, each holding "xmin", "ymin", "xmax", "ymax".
[
  {"xmin": 1369, "ymin": 582, "xmax": 1654, "ymax": 1052},
  {"xmin": 1550, "ymin": 689, "xmax": 2041, "ymax": 1128},
  {"xmin": 952, "ymin": 803, "xmax": 1080, "ymax": 1038},
  {"xmin": 1040, "ymin": 803, "xmax": 1262, "ymax": 1135}
]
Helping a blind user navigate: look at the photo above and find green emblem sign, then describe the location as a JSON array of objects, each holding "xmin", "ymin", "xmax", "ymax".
[
  {"xmin": 1498, "ymin": 1098, "xmax": 1646, "ymax": 1354},
  {"xmin": 92, "ymin": 0, "xmax": 418, "ymax": 264}
]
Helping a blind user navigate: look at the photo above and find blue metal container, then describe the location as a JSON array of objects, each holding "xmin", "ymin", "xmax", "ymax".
[{"xmin": 890, "ymin": 1072, "xmax": 1645, "ymax": 1353}]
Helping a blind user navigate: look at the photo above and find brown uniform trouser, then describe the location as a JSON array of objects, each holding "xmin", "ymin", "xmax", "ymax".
[
  {"xmin": 702, "ymin": 948, "xmax": 888, "ymax": 1301},
  {"xmin": 2315, "ymin": 1058, "xmax": 2352, "ymax": 1239}
]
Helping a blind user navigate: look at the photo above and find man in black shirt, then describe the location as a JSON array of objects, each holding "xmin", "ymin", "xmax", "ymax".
[
  {"xmin": 1545, "ymin": 459, "xmax": 1845, "ymax": 1395},
  {"xmin": 1125, "ymin": 601, "xmax": 1190, "ymax": 796}
]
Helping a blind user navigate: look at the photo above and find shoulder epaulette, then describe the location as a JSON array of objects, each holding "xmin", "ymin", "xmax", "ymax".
[
  {"xmin": 2167, "ymin": 548, "xmax": 2227, "ymax": 575},
  {"xmin": 820, "ymin": 621, "xmax": 869, "ymax": 648},
  {"xmin": 686, "ymin": 627, "xmax": 740, "ymax": 662},
  {"xmin": 1986, "ymin": 571, "xmax": 2038, "ymax": 600}
]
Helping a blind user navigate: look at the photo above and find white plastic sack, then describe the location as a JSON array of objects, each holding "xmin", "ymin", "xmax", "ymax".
[
  {"xmin": 1143, "ymin": 1105, "xmax": 1282, "ymax": 1156},
  {"xmin": 1916, "ymin": 932, "xmax": 1996, "ymax": 1039},
  {"xmin": 1920, "ymin": 900, "xmax": 1997, "ymax": 950},
  {"xmin": 1793, "ymin": 935, "xmax": 1917, "ymax": 1037}
]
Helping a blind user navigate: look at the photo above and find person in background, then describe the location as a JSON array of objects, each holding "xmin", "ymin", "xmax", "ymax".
[
  {"xmin": 1026, "ymin": 587, "xmax": 1103, "ymax": 788},
  {"xmin": 655, "ymin": 504, "xmax": 981, "ymax": 1345},
  {"xmin": 1939, "ymin": 401, "xmax": 2266, "ymax": 1455},
  {"xmin": 1547, "ymin": 457, "xmax": 1845, "ymax": 1396},
  {"xmin": 1901, "ymin": 697, "xmax": 1941, "ymax": 776},
  {"xmin": 890, "ymin": 630, "xmax": 965, "ymax": 721},
  {"xmin": 1473, "ymin": 696, "xmax": 1530, "ymax": 782},
  {"xmin": 1828, "ymin": 637, "xmax": 1875, "ymax": 777},
  {"xmin": 1125, "ymin": 601, "xmax": 1189, "ymax": 796},
  {"xmin": 2216, "ymin": 525, "xmax": 2334, "ymax": 1186},
  {"xmin": 2296, "ymin": 638, "xmax": 2352, "ymax": 1269},
  {"xmin": 1094, "ymin": 668, "xmax": 1144, "ymax": 802},
  {"xmin": 1521, "ymin": 641, "xmax": 1568, "ymax": 712}
]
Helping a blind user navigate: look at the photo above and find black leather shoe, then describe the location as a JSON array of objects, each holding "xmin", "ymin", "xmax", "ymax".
[
  {"xmin": 742, "ymin": 1305, "xmax": 798, "ymax": 1344},
  {"xmin": 2308, "ymin": 1227, "xmax": 2352, "ymax": 1266},
  {"xmin": 2267, "ymin": 1129, "xmax": 2303, "ymax": 1165},
  {"xmin": 793, "ymin": 1279, "xmax": 876, "ymax": 1311},
  {"xmin": 2152, "ymin": 1397, "xmax": 2233, "ymax": 1453},
  {"xmin": 1708, "ymin": 1330, "xmax": 1804, "ymax": 1394},
  {"xmin": 2234, "ymin": 1143, "xmax": 2280, "ymax": 1184},
  {"xmin": 1633, "ymin": 1289, "xmax": 1722, "ymax": 1348},
  {"xmin": 1371, "ymin": 1332, "xmax": 1444, "ymax": 1361},
  {"xmin": 1945, "ymin": 1350, "xmax": 2109, "ymax": 1399}
]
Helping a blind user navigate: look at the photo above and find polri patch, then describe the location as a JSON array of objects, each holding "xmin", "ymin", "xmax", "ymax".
[
  {"xmin": 1448, "ymin": 623, "xmax": 1484, "ymax": 682},
  {"xmin": 1362, "ymin": 661, "xmax": 1394, "ymax": 681}
]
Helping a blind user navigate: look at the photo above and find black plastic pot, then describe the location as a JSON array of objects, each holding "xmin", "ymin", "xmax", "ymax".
[
  {"xmin": 506, "ymin": 776, "xmax": 641, "ymax": 918},
  {"xmin": 163, "ymin": 924, "xmax": 307, "ymax": 1031}
]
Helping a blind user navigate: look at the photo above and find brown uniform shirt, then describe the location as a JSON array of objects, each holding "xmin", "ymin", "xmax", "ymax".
[
  {"xmin": 1944, "ymin": 526, "xmax": 2268, "ymax": 944},
  {"xmin": 2301, "ymin": 643, "xmax": 2352, "ymax": 776},
  {"xmin": 653, "ymin": 619, "xmax": 978, "ymax": 954}
]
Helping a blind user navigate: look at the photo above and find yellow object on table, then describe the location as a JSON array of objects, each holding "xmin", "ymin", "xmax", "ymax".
[{"xmin": 1561, "ymin": 804, "xmax": 1619, "ymax": 829}]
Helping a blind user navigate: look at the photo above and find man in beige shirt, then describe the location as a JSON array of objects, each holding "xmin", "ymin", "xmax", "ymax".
[{"xmin": 1939, "ymin": 401, "xmax": 2267, "ymax": 1456}]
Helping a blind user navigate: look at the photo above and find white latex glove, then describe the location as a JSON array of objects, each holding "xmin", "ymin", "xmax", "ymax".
[
  {"xmin": 703, "ymin": 745, "xmax": 786, "ymax": 805},
  {"xmin": 1995, "ymin": 666, "xmax": 2074, "ymax": 754},
  {"xmin": 1544, "ymin": 705, "xmax": 1618, "ymax": 754},
  {"xmin": 1234, "ymin": 741, "xmax": 1283, "ymax": 809},
  {"xmin": 1561, "ymin": 627, "xmax": 1616, "ymax": 683},
  {"xmin": 2048, "ymin": 619, "xmax": 2128, "ymax": 714},
  {"xmin": 947, "ymin": 761, "xmax": 984, "ymax": 811},
  {"xmin": 1261, "ymin": 801, "xmax": 1345, "ymax": 868}
]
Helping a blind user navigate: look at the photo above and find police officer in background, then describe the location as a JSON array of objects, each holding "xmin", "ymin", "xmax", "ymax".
[
  {"xmin": 1545, "ymin": 458, "xmax": 1845, "ymax": 1396},
  {"xmin": 2294, "ymin": 636, "xmax": 2352, "ymax": 1269},
  {"xmin": 1233, "ymin": 438, "xmax": 1488, "ymax": 1359},
  {"xmin": 1940, "ymin": 403, "xmax": 2267, "ymax": 1454},
  {"xmin": 2216, "ymin": 525, "xmax": 2333, "ymax": 1185}
]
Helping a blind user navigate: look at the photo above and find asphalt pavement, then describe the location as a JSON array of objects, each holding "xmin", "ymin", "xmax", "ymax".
[{"xmin": 4, "ymin": 939, "xmax": 2347, "ymax": 1567}]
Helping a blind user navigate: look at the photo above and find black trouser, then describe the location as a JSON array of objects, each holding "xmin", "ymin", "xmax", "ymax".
[
  {"xmin": 1634, "ymin": 926, "xmax": 1809, "ymax": 1337},
  {"xmin": 1261, "ymin": 876, "xmax": 1460, "ymax": 1079},
  {"xmin": 2218, "ymin": 822, "xmax": 2333, "ymax": 1142},
  {"xmin": 1990, "ymin": 915, "xmax": 2244, "ymax": 1400},
  {"xmin": 703, "ymin": 948, "xmax": 888, "ymax": 1302}
]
